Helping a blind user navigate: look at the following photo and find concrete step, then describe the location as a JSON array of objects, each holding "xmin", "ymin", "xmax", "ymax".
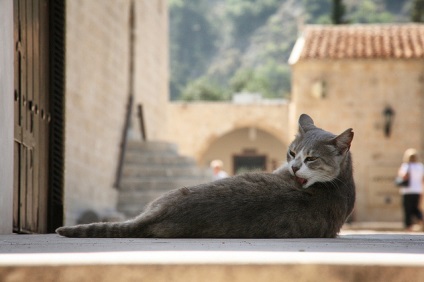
[
  {"xmin": 118, "ymin": 140, "xmax": 211, "ymax": 218},
  {"xmin": 117, "ymin": 176, "xmax": 212, "ymax": 218},
  {"xmin": 122, "ymin": 165, "xmax": 211, "ymax": 178},
  {"xmin": 343, "ymin": 221, "xmax": 404, "ymax": 231},
  {"xmin": 124, "ymin": 153, "xmax": 196, "ymax": 166},
  {"xmin": 3, "ymin": 233, "xmax": 424, "ymax": 282},
  {"xmin": 120, "ymin": 178, "xmax": 209, "ymax": 191},
  {"xmin": 117, "ymin": 180, "xmax": 209, "ymax": 217},
  {"xmin": 126, "ymin": 141, "xmax": 179, "ymax": 155},
  {"xmin": 117, "ymin": 191, "xmax": 162, "ymax": 217},
  {"xmin": 116, "ymin": 206, "xmax": 146, "ymax": 218}
]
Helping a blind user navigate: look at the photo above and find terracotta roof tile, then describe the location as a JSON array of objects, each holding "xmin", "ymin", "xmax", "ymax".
[{"xmin": 290, "ymin": 24, "xmax": 424, "ymax": 63}]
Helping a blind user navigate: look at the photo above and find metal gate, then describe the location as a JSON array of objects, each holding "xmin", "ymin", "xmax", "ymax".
[{"xmin": 13, "ymin": 0, "xmax": 64, "ymax": 233}]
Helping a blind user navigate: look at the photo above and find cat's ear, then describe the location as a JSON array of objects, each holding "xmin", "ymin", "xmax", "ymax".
[
  {"xmin": 298, "ymin": 114, "xmax": 315, "ymax": 134},
  {"xmin": 331, "ymin": 128, "xmax": 354, "ymax": 154}
]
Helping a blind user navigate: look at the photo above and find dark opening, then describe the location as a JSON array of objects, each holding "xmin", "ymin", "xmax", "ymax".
[
  {"xmin": 47, "ymin": 0, "xmax": 65, "ymax": 232},
  {"xmin": 233, "ymin": 155, "xmax": 267, "ymax": 175}
]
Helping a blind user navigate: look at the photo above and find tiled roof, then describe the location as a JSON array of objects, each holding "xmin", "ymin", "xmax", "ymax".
[{"xmin": 289, "ymin": 24, "xmax": 424, "ymax": 63}]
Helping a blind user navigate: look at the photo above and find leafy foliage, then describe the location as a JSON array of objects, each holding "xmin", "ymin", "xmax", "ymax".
[
  {"xmin": 169, "ymin": 0, "xmax": 413, "ymax": 101},
  {"xmin": 225, "ymin": 0, "xmax": 282, "ymax": 48},
  {"xmin": 169, "ymin": 1, "xmax": 219, "ymax": 100},
  {"xmin": 412, "ymin": 0, "xmax": 424, "ymax": 22},
  {"xmin": 230, "ymin": 63, "xmax": 291, "ymax": 99},
  {"xmin": 332, "ymin": 0, "xmax": 346, "ymax": 24},
  {"xmin": 348, "ymin": 0, "xmax": 395, "ymax": 23},
  {"xmin": 181, "ymin": 77, "xmax": 228, "ymax": 101}
]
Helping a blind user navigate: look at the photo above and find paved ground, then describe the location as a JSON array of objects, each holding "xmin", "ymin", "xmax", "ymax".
[
  {"xmin": 1, "ymin": 231, "xmax": 424, "ymax": 281},
  {"xmin": 1, "ymin": 231, "xmax": 424, "ymax": 262}
]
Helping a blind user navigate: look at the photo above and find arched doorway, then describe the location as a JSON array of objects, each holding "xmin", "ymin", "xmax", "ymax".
[{"xmin": 200, "ymin": 127, "xmax": 287, "ymax": 175}]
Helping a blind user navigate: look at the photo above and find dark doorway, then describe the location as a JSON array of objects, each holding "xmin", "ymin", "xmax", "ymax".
[
  {"xmin": 13, "ymin": 0, "xmax": 64, "ymax": 233},
  {"xmin": 233, "ymin": 154, "xmax": 267, "ymax": 175}
]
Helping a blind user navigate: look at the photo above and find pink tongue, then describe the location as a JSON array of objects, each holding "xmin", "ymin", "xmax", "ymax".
[{"xmin": 296, "ymin": 177, "xmax": 307, "ymax": 185}]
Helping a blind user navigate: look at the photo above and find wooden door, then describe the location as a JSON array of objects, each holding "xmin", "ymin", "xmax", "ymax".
[{"xmin": 13, "ymin": 0, "xmax": 64, "ymax": 233}]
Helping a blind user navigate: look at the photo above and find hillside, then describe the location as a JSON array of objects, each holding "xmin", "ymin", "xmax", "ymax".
[{"xmin": 169, "ymin": 0, "xmax": 413, "ymax": 101}]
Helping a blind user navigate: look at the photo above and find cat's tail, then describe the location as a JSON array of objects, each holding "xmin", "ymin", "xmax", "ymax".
[{"xmin": 56, "ymin": 220, "xmax": 139, "ymax": 238}]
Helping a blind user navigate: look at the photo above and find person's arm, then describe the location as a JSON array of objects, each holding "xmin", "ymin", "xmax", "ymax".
[{"xmin": 398, "ymin": 163, "xmax": 409, "ymax": 180}]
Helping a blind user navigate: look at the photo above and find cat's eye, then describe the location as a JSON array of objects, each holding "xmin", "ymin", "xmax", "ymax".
[
  {"xmin": 289, "ymin": 150, "xmax": 296, "ymax": 157},
  {"xmin": 305, "ymin": 157, "xmax": 318, "ymax": 162}
]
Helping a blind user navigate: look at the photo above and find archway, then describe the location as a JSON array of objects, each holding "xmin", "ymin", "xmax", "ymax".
[{"xmin": 200, "ymin": 127, "xmax": 287, "ymax": 175}]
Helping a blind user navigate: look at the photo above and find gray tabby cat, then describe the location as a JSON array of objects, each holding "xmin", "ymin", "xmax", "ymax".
[{"xmin": 56, "ymin": 114, "xmax": 355, "ymax": 238}]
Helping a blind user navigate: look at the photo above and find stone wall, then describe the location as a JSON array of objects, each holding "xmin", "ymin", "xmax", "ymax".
[
  {"xmin": 200, "ymin": 127, "xmax": 288, "ymax": 174},
  {"xmin": 64, "ymin": 0, "xmax": 168, "ymax": 225},
  {"xmin": 132, "ymin": 0, "xmax": 169, "ymax": 141},
  {"xmin": 291, "ymin": 59, "xmax": 424, "ymax": 221},
  {"xmin": 166, "ymin": 101, "xmax": 290, "ymax": 170}
]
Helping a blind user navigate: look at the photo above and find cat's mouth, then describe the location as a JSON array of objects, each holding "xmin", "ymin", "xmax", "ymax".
[{"xmin": 295, "ymin": 176, "xmax": 307, "ymax": 186}]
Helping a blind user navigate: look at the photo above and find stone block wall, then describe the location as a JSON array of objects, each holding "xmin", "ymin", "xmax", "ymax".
[
  {"xmin": 166, "ymin": 101, "xmax": 290, "ymax": 167},
  {"xmin": 132, "ymin": 0, "xmax": 169, "ymax": 141}
]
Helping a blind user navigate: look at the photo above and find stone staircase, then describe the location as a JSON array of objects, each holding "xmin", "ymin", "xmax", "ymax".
[{"xmin": 117, "ymin": 140, "xmax": 211, "ymax": 218}]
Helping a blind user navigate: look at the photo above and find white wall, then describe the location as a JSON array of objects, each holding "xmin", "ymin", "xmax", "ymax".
[
  {"xmin": 64, "ymin": 0, "xmax": 130, "ymax": 225},
  {"xmin": 63, "ymin": 0, "xmax": 169, "ymax": 225},
  {"xmin": 0, "ymin": 0, "xmax": 14, "ymax": 234}
]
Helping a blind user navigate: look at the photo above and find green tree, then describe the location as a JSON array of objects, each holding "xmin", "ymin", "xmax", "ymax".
[
  {"xmin": 302, "ymin": 0, "xmax": 332, "ymax": 24},
  {"xmin": 169, "ymin": 1, "xmax": 219, "ymax": 100},
  {"xmin": 349, "ymin": 0, "xmax": 394, "ymax": 23},
  {"xmin": 230, "ymin": 63, "xmax": 290, "ymax": 99},
  {"xmin": 229, "ymin": 68, "xmax": 254, "ymax": 94},
  {"xmin": 257, "ymin": 62, "xmax": 291, "ymax": 99},
  {"xmin": 181, "ymin": 78, "xmax": 228, "ymax": 101},
  {"xmin": 332, "ymin": 0, "xmax": 346, "ymax": 24},
  {"xmin": 412, "ymin": 0, "xmax": 424, "ymax": 22},
  {"xmin": 225, "ymin": 0, "xmax": 281, "ymax": 49}
]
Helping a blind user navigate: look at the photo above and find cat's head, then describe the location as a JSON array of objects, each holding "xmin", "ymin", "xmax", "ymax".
[{"xmin": 287, "ymin": 114, "xmax": 354, "ymax": 188}]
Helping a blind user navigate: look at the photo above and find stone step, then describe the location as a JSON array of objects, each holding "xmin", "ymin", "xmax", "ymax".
[
  {"xmin": 126, "ymin": 141, "xmax": 178, "ymax": 155},
  {"xmin": 117, "ymin": 191, "xmax": 165, "ymax": 217},
  {"xmin": 124, "ymin": 153, "xmax": 196, "ymax": 166},
  {"xmin": 4, "ymin": 233, "xmax": 424, "ymax": 282},
  {"xmin": 116, "ymin": 206, "xmax": 145, "ymax": 218},
  {"xmin": 117, "ymin": 183, "xmax": 210, "ymax": 218},
  {"xmin": 122, "ymin": 165, "xmax": 211, "ymax": 178},
  {"xmin": 120, "ymin": 177, "xmax": 209, "ymax": 191},
  {"xmin": 118, "ymin": 140, "xmax": 211, "ymax": 218}
]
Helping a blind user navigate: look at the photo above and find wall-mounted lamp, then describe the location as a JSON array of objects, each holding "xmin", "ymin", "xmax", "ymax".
[{"xmin": 383, "ymin": 106, "xmax": 395, "ymax": 138}]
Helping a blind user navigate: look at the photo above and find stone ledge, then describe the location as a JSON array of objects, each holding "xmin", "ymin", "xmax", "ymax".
[
  {"xmin": 1, "ymin": 252, "xmax": 424, "ymax": 282},
  {"xmin": 1, "ymin": 232, "xmax": 424, "ymax": 281},
  {"xmin": 343, "ymin": 221, "xmax": 405, "ymax": 231},
  {"xmin": 1, "ymin": 262, "xmax": 424, "ymax": 282}
]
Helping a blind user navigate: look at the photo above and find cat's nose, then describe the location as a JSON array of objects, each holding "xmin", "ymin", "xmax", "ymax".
[{"xmin": 292, "ymin": 165, "xmax": 300, "ymax": 174}]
